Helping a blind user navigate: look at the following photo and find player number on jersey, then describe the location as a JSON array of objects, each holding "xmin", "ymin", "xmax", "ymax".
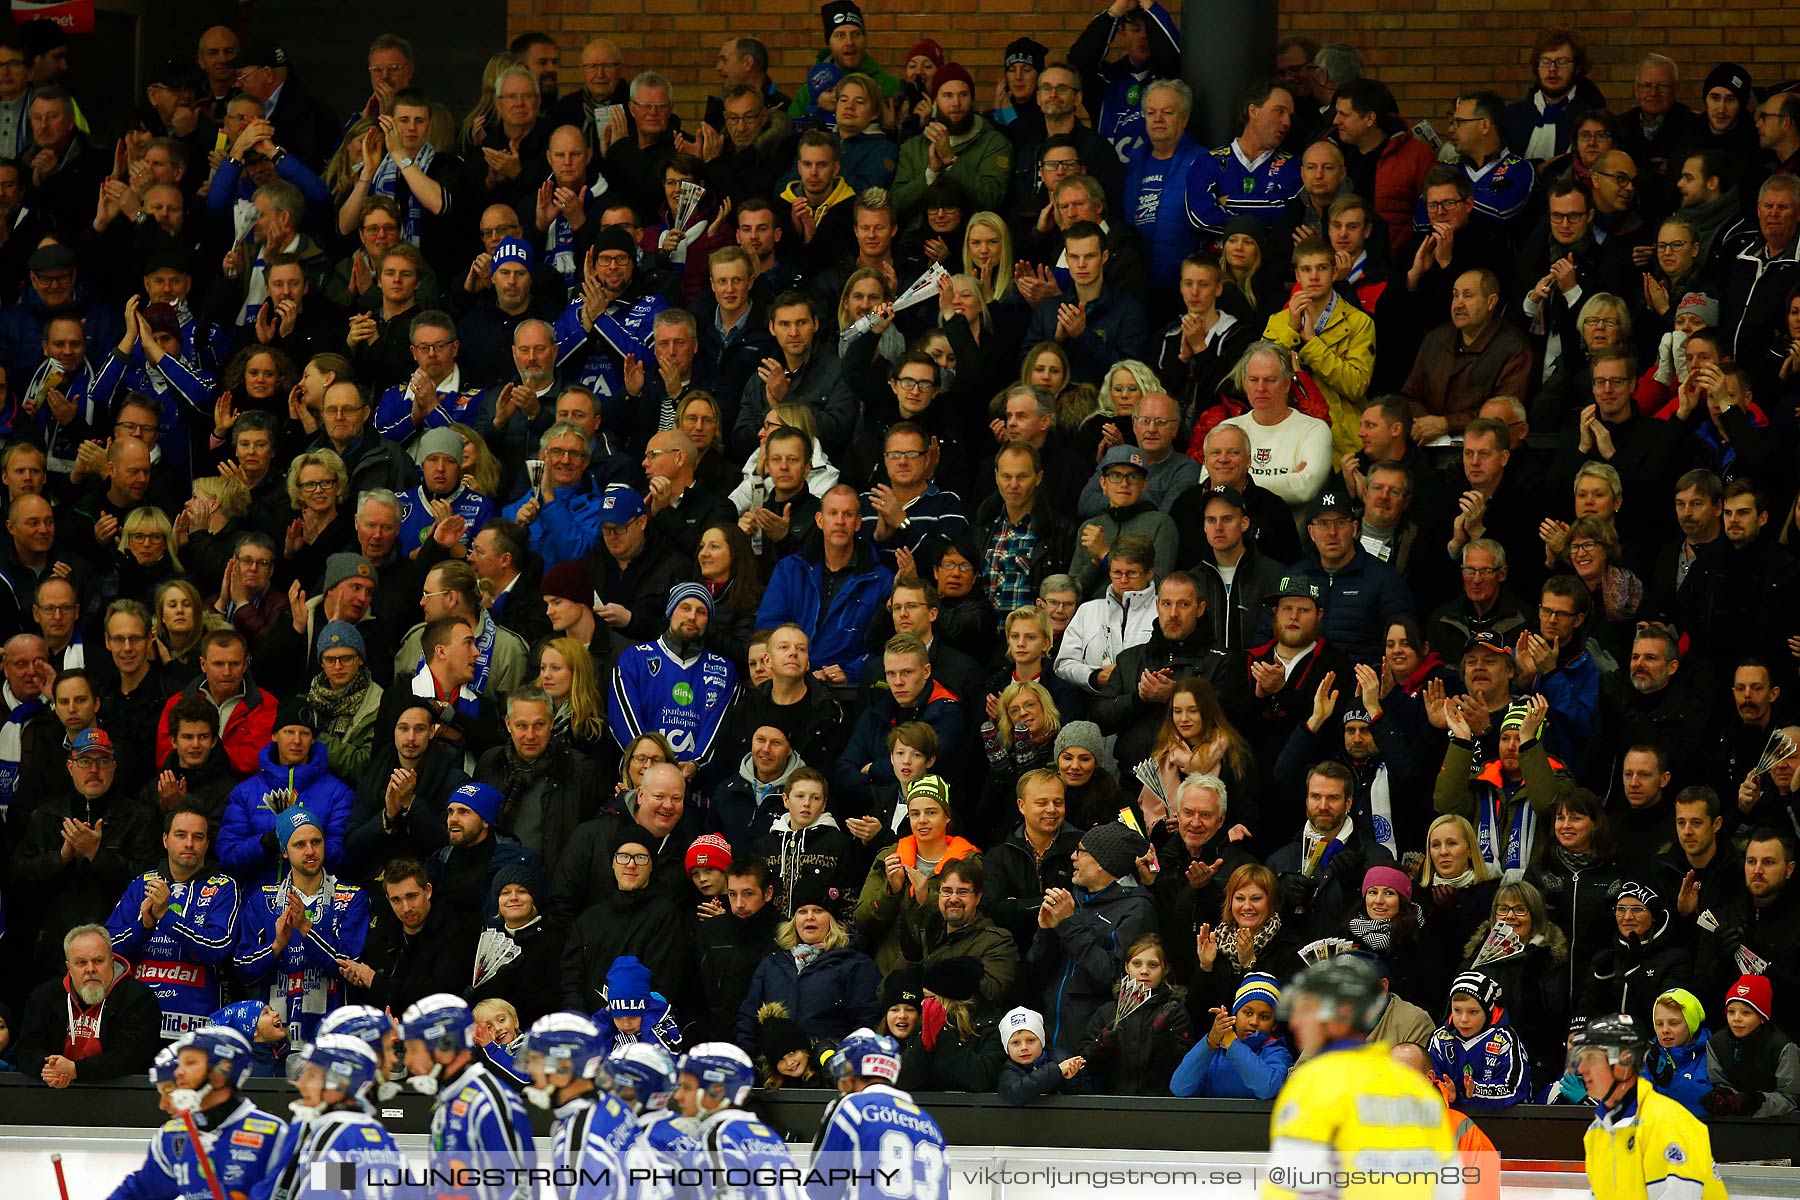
[{"xmin": 876, "ymin": 1131, "xmax": 945, "ymax": 1200}]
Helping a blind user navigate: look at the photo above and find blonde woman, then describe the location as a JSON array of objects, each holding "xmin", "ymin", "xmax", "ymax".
[
  {"xmin": 729, "ymin": 401, "xmax": 839, "ymax": 510},
  {"xmin": 153, "ymin": 578, "xmax": 219, "ymax": 667},
  {"xmin": 1415, "ymin": 813, "xmax": 1500, "ymax": 995},
  {"xmin": 283, "ymin": 449, "xmax": 351, "ymax": 585},
  {"xmin": 1088, "ymin": 358, "xmax": 1163, "ymax": 459},
  {"xmin": 536, "ymin": 636, "xmax": 609, "ymax": 762},
  {"xmin": 961, "ymin": 212, "xmax": 1016, "ymax": 303},
  {"xmin": 450, "ymin": 421, "xmax": 502, "ymax": 498},
  {"xmin": 738, "ymin": 883, "xmax": 881, "ymax": 1052},
  {"xmin": 118, "ymin": 506, "xmax": 183, "ymax": 602},
  {"xmin": 180, "ymin": 474, "xmax": 253, "ymax": 584},
  {"xmin": 614, "ymin": 731, "xmax": 676, "ymax": 801}
]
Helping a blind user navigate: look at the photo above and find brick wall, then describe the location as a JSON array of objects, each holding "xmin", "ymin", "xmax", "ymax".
[{"xmin": 508, "ymin": 0, "xmax": 1800, "ymax": 139}]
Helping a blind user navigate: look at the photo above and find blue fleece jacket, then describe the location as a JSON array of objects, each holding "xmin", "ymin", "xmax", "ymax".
[{"xmin": 1169, "ymin": 1030, "xmax": 1292, "ymax": 1098}]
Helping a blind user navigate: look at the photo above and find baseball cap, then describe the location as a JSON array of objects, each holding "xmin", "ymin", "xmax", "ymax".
[
  {"xmin": 599, "ymin": 486, "xmax": 646, "ymax": 525},
  {"xmin": 1098, "ymin": 445, "xmax": 1149, "ymax": 474},
  {"xmin": 225, "ymin": 39, "xmax": 287, "ymax": 70},
  {"xmin": 1200, "ymin": 484, "xmax": 1248, "ymax": 512},
  {"xmin": 1262, "ymin": 575, "xmax": 1321, "ymax": 607},
  {"xmin": 1463, "ymin": 629, "xmax": 1514, "ymax": 658},
  {"xmin": 70, "ymin": 728, "xmax": 115, "ymax": 759},
  {"xmin": 28, "ymin": 243, "xmax": 78, "ymax": 273},
  {"xmin": 1306, "ymin": 490, "xmax": 1354, "ymax": 523}
]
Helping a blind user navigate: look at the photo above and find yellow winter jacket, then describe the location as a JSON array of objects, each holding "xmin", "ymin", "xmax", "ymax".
[
  {"xmin": 1262, "ymin": 297, "xmax": 1376, "ymax": 462},
  {"xmin": 1583, "ymin": 1077, "xmax": 1727, "ymax": 1200}
]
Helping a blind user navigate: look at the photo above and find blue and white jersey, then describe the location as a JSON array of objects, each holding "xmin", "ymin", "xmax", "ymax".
[
  {"xmin": 554, "ymin": 290, "xmax": 669, "ymax": 431},
  {"xmin": 429, "ymin": 1060, "xmax": 536, "ymax": 1199},
  {"xmin": 396, "ymin": 482, "xmax": 497, "ymax": 553},
  {"xmin": 251, "ymin": 1107, "xmax": 417, "ymax": 1200},
  {"xmin": 107, "ymin": 1099, "xmax": 284, "ymax": 1200},
  {"xmin": 232, "ymin": 877, "xmax": 370, "ymax": 1046},
  {"xmin": 374, "ymin": 380, "xmax": 487, "ymax": 444},
  {"xmin": 1184, "ymin": 141, "xmax": 1301, "ymax": 238},
  {"xmin": 106, "ymin": 868, "xmax": 241, "ymax": 1039},
  {"xmin": 550, "ymin": 1091, "xmax": 636, "ymax": 1200},
  {"xmin": 608, "ymin": 637, "xmax": 738, "ymax": 767},
  {"xmin": 1412, "ymin": 150, "xmax": 1536, "ymax": 232},
  {"xmin": 692, "ymin": 1107, "xmax": 800, "ymax": 1200},
  {"xmin": 807, "ymin": 1085, "xmax": 948, "ymax": 1200}
]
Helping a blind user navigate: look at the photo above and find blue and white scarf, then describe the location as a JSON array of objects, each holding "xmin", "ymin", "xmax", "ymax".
[
  {"xmin": 0, "ymin": 684, "xmax": 46, "ymax": 818},
  {"xmin": 370, "ymin": 142, "xmax": 438, "ymax": 246},
  {"xmin": 1472, "ymin": 779, "xmax": 1539, "ymax": 883}
]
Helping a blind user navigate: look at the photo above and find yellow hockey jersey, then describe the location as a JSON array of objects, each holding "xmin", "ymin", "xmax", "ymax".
[
  {"xmin": 1264, "ymin": 1040, "xmax": 1463, "ymax": 1199},
  {"xmin": 1584, "ymin": 1077, "xmax": 1727, "ymax": 1200}
]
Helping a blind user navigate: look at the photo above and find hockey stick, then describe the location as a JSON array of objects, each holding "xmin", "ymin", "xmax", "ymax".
[
  {"xmin": 179, "ymin": 1109, "xmax": 229, "ymax": 1200},
  {"xmin": 49, "ymin": 1153, "xmax": 70, "ymax": 1200}
]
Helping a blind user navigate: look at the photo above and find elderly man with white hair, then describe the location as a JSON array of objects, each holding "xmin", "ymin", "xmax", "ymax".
[
  {"xmin": 1149, "ymin": 773, "xmax": 1257, "ymax": 980},
  {"xmin": 16, "ymin": 923, "xmax": 162, "ymax": 1086},
  {"xmin": 1215, "ymin": 341, "xmax": 1333, "ymax": 510}
]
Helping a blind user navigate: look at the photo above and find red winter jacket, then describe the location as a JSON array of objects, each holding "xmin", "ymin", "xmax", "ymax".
[{"xmin": 155, "ymin": 679, "xmax": 277, "ymax": 777}]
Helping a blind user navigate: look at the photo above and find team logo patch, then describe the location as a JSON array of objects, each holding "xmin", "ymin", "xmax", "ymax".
[
  {"xmin": 230, "ymin": 1131, "xmax": 264, "ymax": 1147},
  {"xmin": 451, "ymin": 1100, "xmax": 468, "ymax": 1117},
  {"xmin": 673, "ymin": 683, "xmax": 694, "ymax": 706},
  {"xmin": 647, "ymin": 657, "xmax": 661, "ymax": 677},
  {"xmin": 1666, "ymin": 1144, "xmax": 1686, "ymax": 1164},
  {"xmin": 1254, "ymin": 448, "xmax": 1271, "ymax": 464}
]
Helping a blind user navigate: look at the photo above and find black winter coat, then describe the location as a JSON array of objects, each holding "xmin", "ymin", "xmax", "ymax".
[
  {"xmin": 1079, "ymin": 982, "xmax": 1193, "ymax": 1096},
  {"xmin": 466, "ymin": 916, "xmax": 567, "ymax": 1030},
  {"xmin": 560, "ymin": 883, "xmax": 691, "ymax": 1010}
]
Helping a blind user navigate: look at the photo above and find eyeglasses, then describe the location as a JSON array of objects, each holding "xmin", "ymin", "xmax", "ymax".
[
  {"xmin": 644, "ymin": 446, "xmax": 683, "ymax": 459},
  {"xmin": 127, "ymin": 531, "xmax": 167, "ymax": 544},
  {"xmin": 1101, "ymin": 471, "xmax": 1146, "ymax": 485},
  {"xmin": 420, "ymin": 588, "xmax": 454, "ymax": 602},
  {"xmin": 628, "ymin": 752, "xmax": 664, "ymax": 767},
  {"xmin": 1591, "ymin": 376, "xmax": 1630, "ymax": 390},
  {"xmin": 1444, "ymin": 115, "xmax": 1486, "ymax": 128},
  {"xmin": 1495, "ymin": 904, "xmax": 1530, "ymax": 918},
  {"xmin": 1424, "ymin": 198, "xmax": 1466, "ymax": 213},
  {"xmin": 411, "ymin": 339, "xmax": 456, "ymax": 353},
  {"xmin": 724, "ymin": 113, "xmax": 761, "ymax": 127},
  {"xmin": 1591, "ymin": 169, "xmax": 1637, "ymax": 188},
  {"xmin": 890, "ymin": 601, "xmax": 929, "ymax": 613},
  {"xmin": 938, "ymin": 559, "xmax": 974, "ymax": 573},
  {"xmin": 1575, "ymin": 131, "xmax": 1612, "ymax": 145},
  {"xmin": 545, "ymin": 446, "xmax": 589, "ymax": 460},
  {"xmin": 1538, "ymin": 605, "xmax": 1579, "ymax": 620},
  {"xmin": 1568, "ymin": 540, "xmax": 1601, "ymax": 555},
  {"xmin": 1655, "ymin": 239, "xmax": 1692, "ymax": 252},
  {"xmin": 1612, "ymin": 904, "xmax": 1649, "ymax": 915},
  {"xmin": 1460, "ymin": 566, "xmax": 1501, "ymax": 577},
  {"xmin": 297, "ymin": 478, "xmax": 336, "ymax": 493},
  {"xmin": 368, "ymin": 63, "xmax": 409, "ymax": 77},
  {"xmin": 1040, "ymin": 159, "xmax": 1081, "ymax": 172},
  {"xmin": 1133, "ymin": 415, "xmax": 1178, "ymax": 428},
  {"xmin": 613, "ymin": 852, "xmax": 652, "ymax": 866},
  {"xmin": 236, "ymin": 555, "xmax": 274, "ymax": 570},
  {"xmin": 1548, "ymin": 211, "xmax": 1590, "ymax": 224},
  {"xmin": 1582, "ymin": 317, "xmax": 1622, "ymax": 330},
  {"xmin": 893, "ymin": 378, "xmax": 935, "ymax": 393},
  {"xmin": 884, "ymin": 449, "xmax": 927, "ymax": 461},
  {"xmin": 1037, "ymin": 83, "xmax": 1078, "ymax": 96},
  {"xmin": 1537, "ymin": 56, "xmax": 1575, "ymax": 70},
  {"xmin": 115, "ymin": 419, "xmax": 157, "ymax": 437},
  {"xmin": 1311, "ymin": 517, "xmax": 1356, "ymax": 531},
  {"xmin": 320, "ymin": 652, "xmax": 361, "ymax": 668},
  {"xmin": 107, "ymin": 633, "xmax": 147, "ymax": 646},
  {"xmin": 35, "ymin": 603, "xmax": 76, "ymax": 615},
  {"xmin": 362, "ymin": 222, "xmax": 399, "ymax": 236}
]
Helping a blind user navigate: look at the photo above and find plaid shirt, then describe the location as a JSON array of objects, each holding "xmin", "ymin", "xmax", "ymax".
[{"xmin": 983, "ymin": 511, "xmax": 1039, "ymax": 627}]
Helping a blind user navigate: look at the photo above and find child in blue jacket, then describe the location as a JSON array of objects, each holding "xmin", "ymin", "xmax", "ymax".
[
  {"xmin": 1428, "ymin": 970, "xmax": 1531, "ymax": 1108},
  {"xmin": 1645, "ymin": 987, "xmax": 1712, "ymax": 1117},
  {"xmin": 1168, "ymin": 973, "xmax": 1292, "ymax": 1099},
  {"xmin": 996, "ymin": 1006, "xmax": 1086, "ymax": 1105}
]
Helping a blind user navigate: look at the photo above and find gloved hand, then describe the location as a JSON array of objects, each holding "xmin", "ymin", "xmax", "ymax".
[
  {"xmin": 1701, "ymin": 1087, "xmax": 1743, "ymax": 1117},
  {"xmin": 1553, "ymin": 1071, "xmax": 1587, "ymax": 1104},
  {"xmin": 1430, "ymin": 884, "xmax": 1459, "ymax": 910},
  {"xmin": 1277, "ymin": 871, "xmax": 1317, "ymax": 914},
  {"xmin": 1714, "ymin": 922, "xmax": 1745, "ymax": 959},
  {"xmin": 1619, "ymin": 931, "xmax": 1645, "ymax": 966},
  {"xmin": 980, "ymin": 720, "xmax": 1006, "ymax": 767}
]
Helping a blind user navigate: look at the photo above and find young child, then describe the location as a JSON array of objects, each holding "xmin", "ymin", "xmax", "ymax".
[
  {"xmin": 996, "ymin": 1005, "xmax": 1085, "ymax": 1105},
  {"xmin": 472, "ymin": 998, "xmax": 527, "ymax": 1086},
  {"xmin": 1702, "ymin": 975, "xmax": 1800, "ymax": 1118},
  {"xmin": 208, "ymin": 999, "xmax": 288, "ymax": 1077},
  {"xmin": 1079, "ymin": 934, "xmax": 1193, "ymax": 1095},
  {"xmin": 1428, "ymin": 971, "xmax": 1531, "ymax": 1108},
  {"xmin": 754, "ymin": 1008, "xmax": 825, "ymax": 1089},
  {"xmin": 870, "ymin": 722, "xmax": 938, "ymax": 835},
  {"xmin": 877, "ymin": 969, "xmax": 924, "ymax": 1044},
  {"xmin": 754, "ymin": 767, "xmax": 859, "ymax": 917},
  {"xmin": 597, "ymin": 955, "xmax": 683, "ymax": 1057},
  {"xmin": 1645, "ymin": 988, "xmax": 1712, "ymax": 1118},
  {"xmin": 1169, "ymin": 973, "xmax": 1291, "ymax": 1099},
  {"xmin": 687, "ymin": 834, "xmax": 733, "ymax": 900}
]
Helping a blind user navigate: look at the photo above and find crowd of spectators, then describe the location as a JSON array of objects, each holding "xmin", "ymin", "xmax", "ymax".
[{"xmin": 0, "ymin": 5, "xmax": 1794, "ymax": 1123}]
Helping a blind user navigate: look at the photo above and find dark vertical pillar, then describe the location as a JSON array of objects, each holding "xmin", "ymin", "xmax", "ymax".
[{"xmin": 1182, "ymin": 0, "xmax": 1278, "ymax": 144}]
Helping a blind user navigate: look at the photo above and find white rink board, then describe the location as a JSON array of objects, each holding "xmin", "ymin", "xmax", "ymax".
[{"xmin": 2, "ymin": 1133, "xmax": 1791, "ymax": 1199}]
